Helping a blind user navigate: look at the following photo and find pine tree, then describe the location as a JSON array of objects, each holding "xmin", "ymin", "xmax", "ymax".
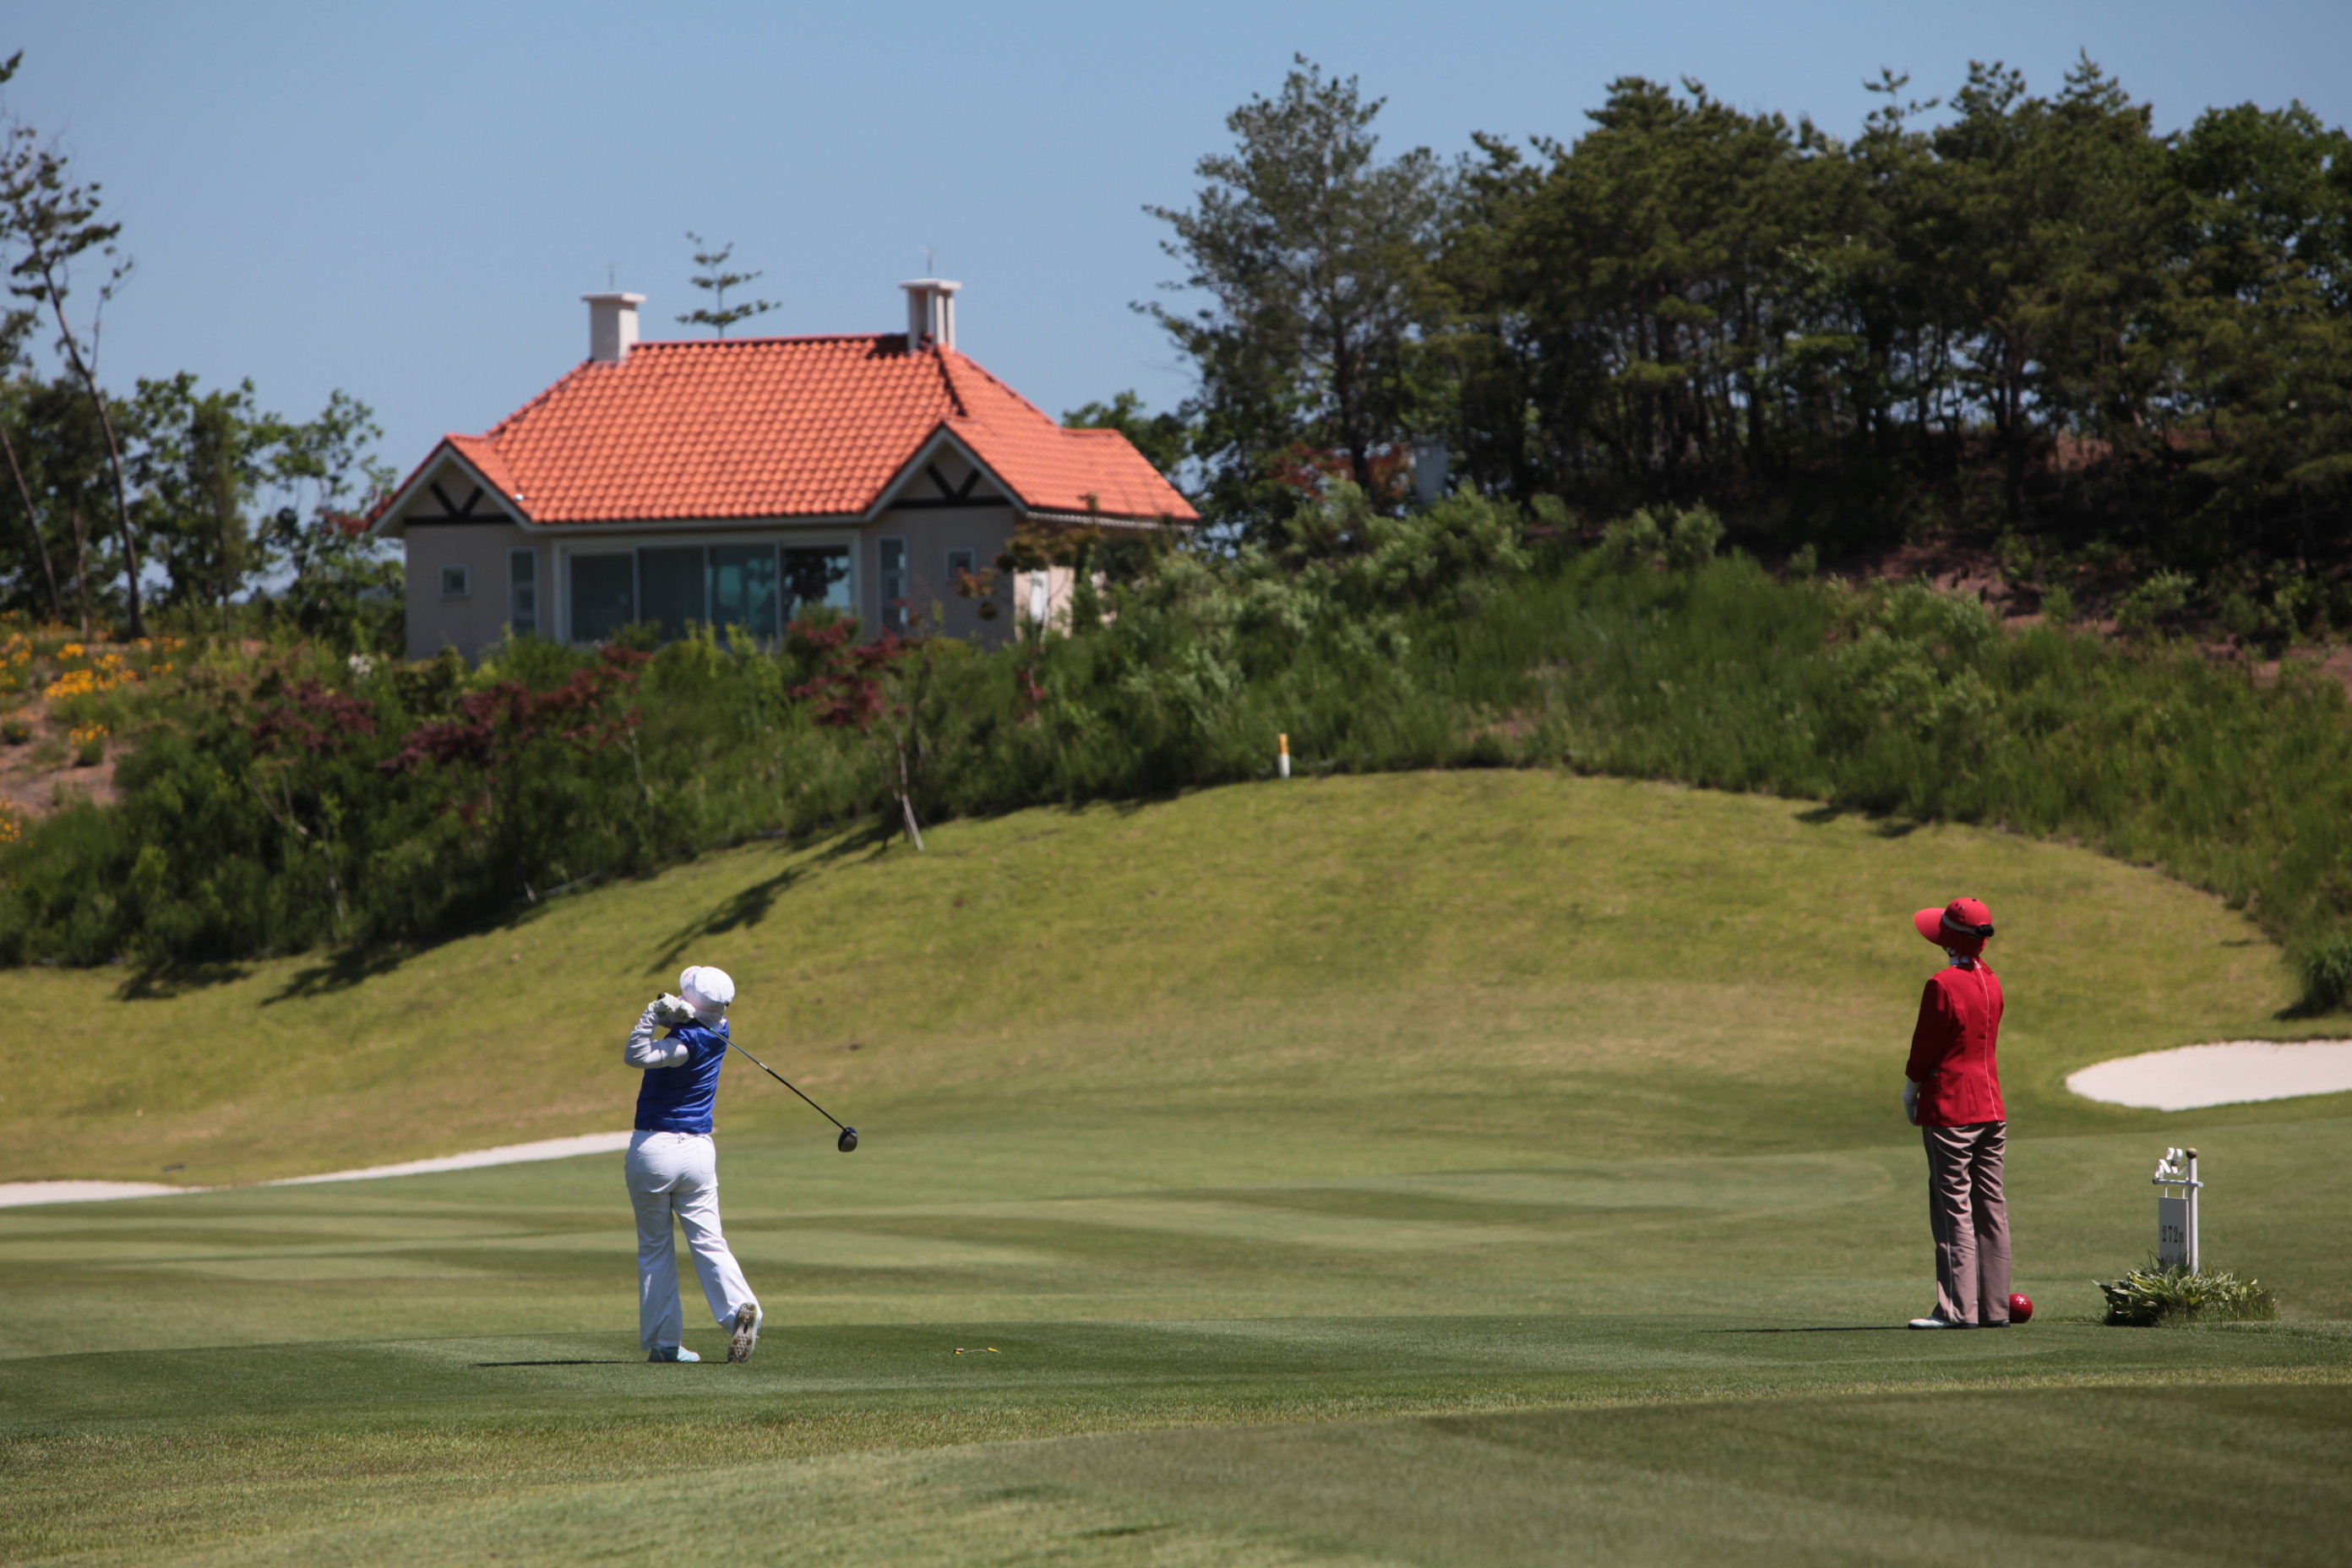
[{"xmin": 677, "ymin": 232, "xmax": 776, "ymax": 337}]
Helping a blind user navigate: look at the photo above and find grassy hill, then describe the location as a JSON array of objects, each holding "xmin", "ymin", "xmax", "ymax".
[
  {"xmin": 4, "ymin": 772, "xmax": 2349, "ymax": 1564},
  {"xmin": 2, "ymin": 770, "xmax": 2325, "ymax": 1188}
]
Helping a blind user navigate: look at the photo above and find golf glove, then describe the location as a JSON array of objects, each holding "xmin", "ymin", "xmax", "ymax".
[
  {"xmin": 1903, "ymin": 1080, "xmax": 1920, "ymax": 1125},
  {"xmin": 651, "ymin": 994, "xmax": 696, "ymax": 1026}
]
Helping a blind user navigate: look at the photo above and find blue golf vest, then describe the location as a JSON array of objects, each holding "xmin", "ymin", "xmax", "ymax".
[{"xmin": 634, "ymin": 1018, "xmax": 728, "ymax": 1134}]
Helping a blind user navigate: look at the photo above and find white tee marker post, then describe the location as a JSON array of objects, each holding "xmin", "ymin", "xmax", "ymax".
[
  {"xmin": 2153, "ymin": 1146, "xmax": 2201, "ymax": 1271},
  {"xmin": 1277, "ymin": 732, "xmax": 1291, "ymax": 780}
]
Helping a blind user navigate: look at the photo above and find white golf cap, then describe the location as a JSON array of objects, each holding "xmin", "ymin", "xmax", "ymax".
[{"xmin": 680, "ymin": 966, "xmax": 736, "ymax": 1012}]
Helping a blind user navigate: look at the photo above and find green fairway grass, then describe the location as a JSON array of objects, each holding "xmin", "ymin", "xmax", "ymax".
[{"xmin": 4, "ymin": 773, "xmax": 2348, "ymax": 1563}]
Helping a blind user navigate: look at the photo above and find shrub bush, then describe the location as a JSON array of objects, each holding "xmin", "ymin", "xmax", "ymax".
[
  {"xmin": 2292, "ymin": 932, "xmax": 2352, "ymax": 1014},
  {"xmin": 3, "ymin": 498, "xmax": 2349, "ymax": 979},
  {"xmin": 2115, "ymin": 569, "xmax": 2196, "ymax": 639},
  {"xmin": 2095, "ymin": 1264, "xmax": 2278, "ymax": 1326},
  {"xmin": 1663, "ymin": 505, "xmax": 1723, "ymax": 572}
]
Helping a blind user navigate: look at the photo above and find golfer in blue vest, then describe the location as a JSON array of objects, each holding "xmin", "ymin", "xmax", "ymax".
[{"xmin": 624, "ymin": 964, "xmax": 762, "ymax": 1364}]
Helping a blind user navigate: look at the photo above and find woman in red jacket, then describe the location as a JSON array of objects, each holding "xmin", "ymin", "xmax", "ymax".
[{"xmin": 1903, "ymin": 897, "xmax": 2011, "ymax": 1329}]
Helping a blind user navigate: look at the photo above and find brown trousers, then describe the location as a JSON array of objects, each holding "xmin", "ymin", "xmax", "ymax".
[{"xmin": 1923, "ymin": 1120, "xmax": 2011, "ymax": 1326}]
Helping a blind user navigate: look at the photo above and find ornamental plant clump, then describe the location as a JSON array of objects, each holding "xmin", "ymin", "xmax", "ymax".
[
  {"xmin": 378, "ymin": 645, "xmax": 655, "ymax": 901},
  {"xmin": 2095, "ymin": 1264, "xmax": 2278, "ymax": 1326},
  {"xmin": 789, "ymin": 618, "xmax": 936, "ymax": 850}
]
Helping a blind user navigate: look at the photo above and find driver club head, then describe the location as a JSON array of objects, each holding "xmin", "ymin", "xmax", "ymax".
[{"xmin": 836, "ymin": 1127, "xmax": 858, "ymax": 1153}]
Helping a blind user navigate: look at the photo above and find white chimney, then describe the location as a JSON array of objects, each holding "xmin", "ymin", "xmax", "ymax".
[
  {"xmin": 901, "ymin": 279, "xmax": 960, "ymax": 351},
  {"xmin": 582, "ymin": 291, "xmax": 645, "ymax": 363}
]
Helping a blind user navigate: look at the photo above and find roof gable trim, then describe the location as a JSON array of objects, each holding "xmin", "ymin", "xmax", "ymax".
[
  {"xmin": 372, "ymin": 443, "xmax": 533, "ymax": 536},
  {"xmin": 867, "ymin": 425, "xmax": 1021, "ymax": 520}
]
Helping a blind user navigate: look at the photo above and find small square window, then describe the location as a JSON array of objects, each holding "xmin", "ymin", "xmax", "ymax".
[
  {"xmin": 946, "ymin": 548, "xmax": 976, "ymax": 580},
  {"xmin": 438, "ymin": 564, "xmax": 471, "ymax": 599}
]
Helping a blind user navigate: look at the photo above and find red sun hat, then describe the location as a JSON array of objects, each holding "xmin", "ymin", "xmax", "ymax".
[{"xmin": 1914, "ymin": 897, "xmax": 1995, "ymax": 951}]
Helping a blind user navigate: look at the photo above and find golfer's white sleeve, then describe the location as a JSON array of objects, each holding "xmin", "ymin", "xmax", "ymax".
[{"xmin": 624, "ymin": 1006, "xmax": 691, "ymax": 1069}]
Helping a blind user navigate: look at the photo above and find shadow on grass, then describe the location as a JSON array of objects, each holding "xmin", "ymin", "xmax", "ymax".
[
  {"xmin": 1794, "ymin": 803, "xmax": 1925, "ymax": 837},
  {"xmin": 257, "ymin": 869, "xmax": 650, "ymax": 1004},
  {"xmin": 116, "ymin": 961, "xmax": 253, "ymax": 1001},
  {"xmin": 472, "ymin": 1359, "xmax": 629, "ymax": 1367},
  {"xmin": 264, "ymin": 944, "xmax": 417, "ymax": 1004},
  {"xmin": 647, "ymin": 826, "xmax": 888, "ymax": 972},
  {"xmin": 1715, "ymin": 1326, "xmax": 1912, "ymax": 1333}
]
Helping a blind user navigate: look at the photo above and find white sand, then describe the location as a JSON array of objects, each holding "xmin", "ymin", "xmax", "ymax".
[
  {"xmin": 2066, "ymin": 1039, "xmax": 2352, "ymax": 1112},
  {"xmin": 0, "ymin": 1181, "xmax": 196, "ymax": 1207},
  {"xmin": 267, "ymin": 1131, "xmax": 634, "ymax": 1185},
  {"xmin": 0, "ymin": 1131, "xmax": 634, "ymax": 1209}
]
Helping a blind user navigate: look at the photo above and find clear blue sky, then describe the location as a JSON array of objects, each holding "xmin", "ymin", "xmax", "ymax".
[{"xmin": 8, "ymin": 0, "xmax": 2349, "ymax": 487}]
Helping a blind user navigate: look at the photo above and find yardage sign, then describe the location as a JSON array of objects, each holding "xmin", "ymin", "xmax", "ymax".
[
  {"xmin": 2158, "ymin": 1195, "xmax": 2192, "ymax": 1268},
  {"xmin": 2151, "ymin": 1147, "xmax": 2201, "ymax": 1273}
]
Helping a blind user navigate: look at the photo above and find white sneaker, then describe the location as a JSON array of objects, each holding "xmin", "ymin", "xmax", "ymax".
[
  {"xmin": 727, "ymin": 1304, "xmax": 761, "ymax": 1364},
  {"xmin": 648, "ymin": 1345, "xmax": 702, "ymax": 1363},
  {"xmin": 1908, "ymin": 1315, "xmax": 1974, "ymax": 1330}
]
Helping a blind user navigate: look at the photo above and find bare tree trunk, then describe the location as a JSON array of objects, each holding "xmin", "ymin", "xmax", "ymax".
[
  {"xmin": 895, "ymin": 740, "xmax": 924, "ymax": 852},
  {"xmin": 68, "ymin": 508, "xmax": 90, "ymax": 638},
  {"xmin": 2003, "ymin": 346, "xmax": 2028, "ymax": 526},
  {"xmin": 28, "ymin": 252, "xmax": 145, "ymax": 637},
  {"xmin": 0, "ymin": 419, "xmax": 63, "ymax": 622}
]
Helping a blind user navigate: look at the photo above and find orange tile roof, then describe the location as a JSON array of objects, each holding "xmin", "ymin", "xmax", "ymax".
[{"xmin": 406, "ymin": 335, "xmax": 1195, "ymax": 527}]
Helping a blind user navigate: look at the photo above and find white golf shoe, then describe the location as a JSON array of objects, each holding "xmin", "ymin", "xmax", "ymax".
[
  {"xmin": 648, "ymin": 1345, "xmax": 702, "ymax": 1363},
  {"xmin": 1907, "ymin": 1315, "xmax": 1974, "ymax": 1330},
  {"xmin": 727, "ymin": 1304, "xmax": 761, "ymax": 1364}
]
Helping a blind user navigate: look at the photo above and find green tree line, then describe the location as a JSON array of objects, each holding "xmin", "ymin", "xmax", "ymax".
[{"xmin": 1130, "ymin": 56, "xmax": 2350, "ymax": 631}]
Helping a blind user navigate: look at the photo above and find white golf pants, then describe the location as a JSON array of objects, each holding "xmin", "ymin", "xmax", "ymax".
[{"xmin": 625, "ymin": 1130, "xmax": 758, "ymax": 1353}]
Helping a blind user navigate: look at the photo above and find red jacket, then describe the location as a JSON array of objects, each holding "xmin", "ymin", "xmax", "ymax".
[{"xmin": 1906, "ymin": 958, "xmax": 2005, "ymax": 1125}]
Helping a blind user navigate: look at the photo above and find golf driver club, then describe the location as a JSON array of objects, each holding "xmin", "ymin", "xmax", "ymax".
[{"xmin": 727, "ymin": 1041, "xmax": 858, "ymax": 1152}]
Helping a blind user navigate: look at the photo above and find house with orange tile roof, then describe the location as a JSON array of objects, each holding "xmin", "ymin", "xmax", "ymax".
[{"xmin": 369, "ymin": 282, "xmax": 1196, "ymax": 661}]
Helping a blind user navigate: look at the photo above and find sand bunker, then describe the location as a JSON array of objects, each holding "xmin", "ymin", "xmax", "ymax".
[
  {"xmin": 268, "ymin": 1131, "xmax": 634, "ymax": 1185},
  {"xmin": 0, "ymin": 1180, "xmax": 194, "ymax": 1207},
  {"xmin": 2066, "ymin": 1039, "xmax": 2352, "ymax": 1112},
  {"xmin": 0, "ymin": 1131, "xmax": 634, "ymax": 1209}
]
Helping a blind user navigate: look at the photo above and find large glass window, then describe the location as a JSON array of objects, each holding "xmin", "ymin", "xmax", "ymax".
[
  {"xmin": 509, "ymin": 549, "xmax": 537, "ymax": 636},
  {"xmin": 709, "ymin": 544, "xmax": 781, "ymax": 640},
  {"xmin": 639, "ymin": 547, "xmax": 706, "ymax": 640},
  {"xmin": 877, "ymin": 537, "xmax": 908, "ymax": 634},
  {"xmin": 569, "ymin": 542, "xmax": 852, "ymax": 644},
  {"xmin": 781, "ymin": 545, "xmax": 852, "ymax": 623},
  {"xmin": 569, "ymin": 553, "xmax": 634, "ymax": 642}
]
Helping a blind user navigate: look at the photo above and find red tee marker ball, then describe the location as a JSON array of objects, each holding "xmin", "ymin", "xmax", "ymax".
[{"xmin": 2008, "ymin": 1293, "xmax": 2034, "ymax": 1324}]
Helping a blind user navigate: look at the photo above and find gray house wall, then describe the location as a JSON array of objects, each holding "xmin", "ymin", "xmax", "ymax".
[
  {"xmin": 864, "ymin": 504, "xmax": 1020, "ymax": 640},
  {"xmin": 404, "ymin": 520, "xmax": 537, "ymax": 661},
  {"xmin": 398, "ymin": 515, "xmax": 1024, "ymax": 662}
]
